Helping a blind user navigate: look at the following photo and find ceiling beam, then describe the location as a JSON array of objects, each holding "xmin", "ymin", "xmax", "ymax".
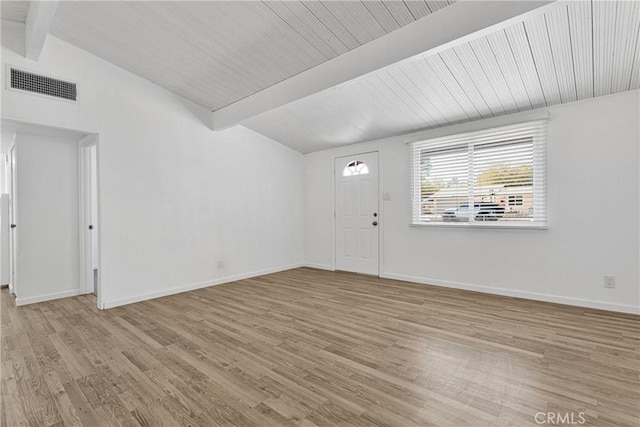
[
  {"xmin": 24, "ymin": 0, "xmax": 59, "ymax": 61},
  {"xmin": 211, "ymin": 0, "xmax": 558, "ymax": 131}
]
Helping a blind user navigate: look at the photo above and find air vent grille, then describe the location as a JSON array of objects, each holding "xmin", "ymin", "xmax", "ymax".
[{"xmin": 10, "ymin": 68, "xmax": 77, "ymax": 101}]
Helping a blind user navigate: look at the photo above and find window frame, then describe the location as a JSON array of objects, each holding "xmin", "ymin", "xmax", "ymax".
[{"xmin": 410, "ymin": 120, "xmax": 547, "ymax": 230}]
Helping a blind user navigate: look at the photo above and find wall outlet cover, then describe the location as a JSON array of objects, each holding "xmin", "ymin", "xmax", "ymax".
[{"xmin": 604, "ymin": 276, "xmax": 616, "ymax": 288}]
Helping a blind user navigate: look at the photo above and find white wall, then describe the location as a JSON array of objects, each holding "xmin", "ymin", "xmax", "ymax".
[
  {"xmin": 304, "ymin": 90, "xmax": 640, "ymax": 314},
  {"xmin": 1, "ymin": 22, "xmax": 305, "ymax": 307},
  {"xmin": 0, "ymin": 128, "xmax": 12, "ymax": 194},
  {"xmin": 15, "ymin": 133, "xmax": 80, "ymax": 302}
]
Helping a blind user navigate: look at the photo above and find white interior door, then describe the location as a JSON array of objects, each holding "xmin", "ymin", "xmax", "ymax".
[
  {"xmin": 335, "ymin": 152, "xmax": 379, "ymax": 275},
  {"xmin": 79, "ymin": 136, "xmax": 100, "ymax": 296},
  {"xmin": 8, "ymin": 144, "xmax": 17, "ymax": 295},
  {"xmin": 89, "ymin": 145, "xmax": 98, "ymax": 294}
]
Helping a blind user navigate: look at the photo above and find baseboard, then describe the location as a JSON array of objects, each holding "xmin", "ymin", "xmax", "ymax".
[
  {"xmin": 15, "ymin": 288, "xmax": 84, "ymax": 306},
  {"xmin": 380, "ymin": 272, "xmax": 640, "ymax": 315},
  {"xmin": 303, "ymin": 263, "xmax": 334, "ymax": 271},
  {"xmin": 103, "ymin": 263, "xmax": 304, "ymax": 309}
]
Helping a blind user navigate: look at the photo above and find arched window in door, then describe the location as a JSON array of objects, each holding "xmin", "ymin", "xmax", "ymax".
[{"xmin": 342, "ymin": 160, "xmax": 369, "ymax": 177}]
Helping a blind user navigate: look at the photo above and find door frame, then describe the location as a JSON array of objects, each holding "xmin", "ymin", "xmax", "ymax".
[
  {"xmin": 8, "ymin": 139, "xmax": 18, "ymax": 296},
  {"xmin": 78, "ymin": 134, "xmax": 102, "ymax": 307},
  {"xmin": 333, "ymin": 150, "xmax": 383, "ymax": 276},
  {"xmin": 1, "ymin": 119, "xmax": 102, "ymax": 308}
]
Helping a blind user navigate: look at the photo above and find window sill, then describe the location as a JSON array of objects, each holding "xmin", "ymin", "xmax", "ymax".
[{"xmin": 410, "ymin": 222, "xmax": 548, "ymax": 230}]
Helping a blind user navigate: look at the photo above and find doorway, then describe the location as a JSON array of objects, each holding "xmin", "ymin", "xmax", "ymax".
[
  {"xmin": 79, "ymin": 136, "xmax": 100, "ymax": 298},
  {"xmin": 334, "ymin": 152, "xmax": 379, "ymax": 275},
  {"xmin": 2, "ymin": 120, "xmax": 101, "ymax": 308}
]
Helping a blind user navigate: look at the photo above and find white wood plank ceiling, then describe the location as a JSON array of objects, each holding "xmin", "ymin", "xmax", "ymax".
[
  {"xmin": 0, "ymin": 1, "xmax": 29, "ymax": 23},
  {"xmin": 46, "ymin": 1, "xmax": 454, "ymax": 111},
  {"xmin": 243, "ymin": 0, "xmax": 640, "ymax": 153}
]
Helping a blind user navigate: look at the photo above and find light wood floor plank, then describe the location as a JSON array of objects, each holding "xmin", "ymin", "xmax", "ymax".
[{"xmin": 1, "ymin": 268, "xmax": 639, "ymax": 426}]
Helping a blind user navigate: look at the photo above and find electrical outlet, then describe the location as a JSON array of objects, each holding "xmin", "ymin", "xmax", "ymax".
[
  {"xmin": 217, "ymin": 260, "xmax": 225, "ymax": 270},
  {"xmin": 604, "ymin": 276, "xmax": 616, "ymax": 288}
]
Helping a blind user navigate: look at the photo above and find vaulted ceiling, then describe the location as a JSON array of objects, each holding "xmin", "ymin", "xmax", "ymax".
[
  {"xmin": 48, "ymin": 1, "xmax": 454, "ymax": 111},
  {"xmin": 1, "ymin": 1, "xmax": 639, "ymax": 153},
  {"xmin": 0, "ymin": 1, "xmax": 28, "ymax": 23},
  {"xmin": 242, "ymin": 0, "xmax": 640, "ymax": 152}
]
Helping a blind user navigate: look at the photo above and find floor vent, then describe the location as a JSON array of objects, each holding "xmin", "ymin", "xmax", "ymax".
[{"xmin": 9, "ymin": 68, "xmax": 77, "ymax": 101}]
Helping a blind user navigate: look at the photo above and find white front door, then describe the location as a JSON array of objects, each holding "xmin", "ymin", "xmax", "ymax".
[{"xmin": 335, "ymin": 152, "xmax": 379, "ymax": 275}]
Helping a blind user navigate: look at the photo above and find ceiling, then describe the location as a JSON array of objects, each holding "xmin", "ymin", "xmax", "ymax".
[
  {"xmin": 41, "ymin": 0, "xmax": 453, "ymax": 111},
  {"xmin": 1, "ymin": 1, "xmax": 639, "ymax": 154},
  {"xmin": 1, "ymin": 1, "xmax": 28, "ymax": 23},
  {"xmin": 242, "ymin": 0, "xmax": 640, "ymax": 153}
]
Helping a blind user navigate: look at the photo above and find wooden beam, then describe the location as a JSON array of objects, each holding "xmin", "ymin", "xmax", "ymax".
[
  {"xmin": 24, "ymin": 0, "xmax": 59, "ymax": 61},
  {"xmin": 211, "ymin": 0, "xmax": 558, "ymax": 130}
]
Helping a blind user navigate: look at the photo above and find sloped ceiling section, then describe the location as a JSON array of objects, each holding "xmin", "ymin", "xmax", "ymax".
[
  {"xmin": 49, "ymin": 0, "xmax": 454, "ymax": 111},
  {"xmin": 0, "ymin": 1, "xmax": 29, "ymax": 23},
  {"xmin": 243, "ymin": 0, "xmax": 640, "ymax": 153}
]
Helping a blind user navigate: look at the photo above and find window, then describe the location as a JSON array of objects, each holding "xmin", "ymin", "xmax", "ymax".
[
  {"xmin": 343, "ymin": 160, "xmax": 369, "ymax": 176},
  {"xmin": 410, "ymin": 120, "xmax": 547, "ymax": 227}
]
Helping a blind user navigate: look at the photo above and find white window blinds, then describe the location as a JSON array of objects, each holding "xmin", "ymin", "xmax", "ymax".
[{"xmin": 410, "ymin": 120, "xmax": 547, "ymax": 227}]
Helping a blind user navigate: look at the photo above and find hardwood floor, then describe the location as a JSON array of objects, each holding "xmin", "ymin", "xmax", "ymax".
[{"xmin": 1, "ymin": 268, "xmax": 639, "ymax": 427}]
